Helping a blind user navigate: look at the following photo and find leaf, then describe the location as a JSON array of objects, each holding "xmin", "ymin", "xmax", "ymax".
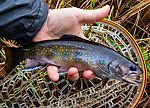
[
  {"xmin": 147, "ymin": 72, "xmax": 150, "ymax": 77},
  {"xmin": 145, "ymin": 61, "xmax": 150, "ymax": 76},
  {"xmin": 142, "ymin": 50, "xmax": 149, "ymax": 61},
  {"xmin": 119, "ymin": 0, "xmax": 150, "ymax": 23}
]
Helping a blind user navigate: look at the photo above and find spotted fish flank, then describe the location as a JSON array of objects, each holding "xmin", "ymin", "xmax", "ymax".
[{"xmin": 1, "ymin": 34, "xmax": 142, "ymax": 84}]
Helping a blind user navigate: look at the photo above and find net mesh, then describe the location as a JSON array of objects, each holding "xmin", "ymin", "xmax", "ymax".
[{"xmin": 0, "ymin": 20, "xmax": 145, "ymax": 108}]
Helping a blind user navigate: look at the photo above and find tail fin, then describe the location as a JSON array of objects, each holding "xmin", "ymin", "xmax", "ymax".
[{"xmin": 0, "ymin": 47, "xmax": 24, "ymax": 74}]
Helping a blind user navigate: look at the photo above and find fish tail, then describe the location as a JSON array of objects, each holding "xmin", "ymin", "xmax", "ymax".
[{"xmin": 0, "ymin": 47, "xmax": 25, "ymax": 74}]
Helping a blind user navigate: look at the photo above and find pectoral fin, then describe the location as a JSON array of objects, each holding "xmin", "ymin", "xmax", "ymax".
[
  {"xmin": 22, "ymin": 58, "xmax": 46, "ymax": 72},
  {"xmin": 58, "ymin": 71, "xmax": 68, "ymax": 75},
  {"xmin": 25, "ymin": 58, "xmax": 39, "ymax": 68},
  {"xmin": 22, "ymin": 66, "xmax": 42, "ymax": 72},
  {"xmin": 58, "ymin": 67, "xmax": 68, "ymax": 75}
]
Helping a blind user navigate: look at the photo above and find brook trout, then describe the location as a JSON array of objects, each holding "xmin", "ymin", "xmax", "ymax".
[{"xmin": 1, "ymin": 35, "xmax": 142, "ymax": 84}]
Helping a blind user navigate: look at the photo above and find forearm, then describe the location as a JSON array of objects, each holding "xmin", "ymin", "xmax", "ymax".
[{"xmin": 0, "ymin": 0, "xmax": 49, "ymax": 44}]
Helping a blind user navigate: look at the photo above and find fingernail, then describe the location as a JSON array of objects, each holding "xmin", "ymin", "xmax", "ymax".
[
  {"xmin": 84, "ymin": 70, "xmax": 96, "ymax": 80},
  {"xmin": 52, "ymin": 74, "xmax": 59, "ymax": 81},
  {"xmin": 68, "ymin": 67, "xmax": 78, "ymax": 76},
  {"xmin": 102, "ymin": 5, "xmax": 110, "ymax": 8}
]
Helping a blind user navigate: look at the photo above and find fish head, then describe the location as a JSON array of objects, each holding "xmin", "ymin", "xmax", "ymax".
[
  {"xmin": 109, "ymin": 58, "xmax": 142, "ymax": 84},
  {"xmin": 121, "ymin": 62, "xmax": 142, "ymax": 84}
]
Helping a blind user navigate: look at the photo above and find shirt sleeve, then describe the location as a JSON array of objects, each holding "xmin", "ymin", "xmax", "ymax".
[{"xmin": 0, "ymin": 0, "xmax": 49, "ymax": 44}]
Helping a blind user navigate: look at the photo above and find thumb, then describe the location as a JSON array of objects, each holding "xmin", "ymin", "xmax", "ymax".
[{"xmin": 78, "ymin": 5, "xmax": 110, "ymax": 24}]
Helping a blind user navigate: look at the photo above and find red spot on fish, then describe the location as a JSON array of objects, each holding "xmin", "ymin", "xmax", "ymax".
[{"xmin": 71, "ymin": 53, "xmax": 74, "ymax": 56}]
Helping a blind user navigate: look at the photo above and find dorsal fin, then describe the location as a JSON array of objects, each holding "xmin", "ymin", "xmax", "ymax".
[
  {"xmin": 60, "ymin": 34, "xmax": 102, "ymax": 46},
  {"xmin": 60, "ymin": 34, "xmax": 86, "ymax": 41}
]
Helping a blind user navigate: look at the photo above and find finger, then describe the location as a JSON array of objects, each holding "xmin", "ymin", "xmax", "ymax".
[
  {"xmin": 47, "ymin": 66, "xmax": 59, "ymax": 82},
  {"xmin": 67, "ymin": 67, "xmax": 79, "ymax": 81},
  {"xmin": 83, "ymin": 70, "xmax": 96, "ymax": 80},
  {"xmin": 78, "ymin": 5, "xmax": 110, "ymax": 24}
]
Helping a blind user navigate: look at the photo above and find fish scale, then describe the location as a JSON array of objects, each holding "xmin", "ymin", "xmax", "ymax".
[{"xmin": 1, "ymin": 34, "xmax": 142, "ymax": 84}]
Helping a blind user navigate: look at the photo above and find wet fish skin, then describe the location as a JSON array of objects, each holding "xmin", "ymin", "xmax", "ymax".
[{"xmin": 2, "ymin": 35, "xmax": 142, "ymax": 84}]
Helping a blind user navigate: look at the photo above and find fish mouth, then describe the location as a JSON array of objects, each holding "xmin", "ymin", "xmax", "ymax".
[
  {"xmin": 121, "ymin": 71, "xmax": 142, "ymax": 84},
  {"xmin": 123, "ymin": 78, "xmax": 141, "ymax": 84}
]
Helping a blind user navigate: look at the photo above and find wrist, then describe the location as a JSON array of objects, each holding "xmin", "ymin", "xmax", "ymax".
[{"xmin": 32, "ymin": 9, "xmax": 54, "ymax": 42}]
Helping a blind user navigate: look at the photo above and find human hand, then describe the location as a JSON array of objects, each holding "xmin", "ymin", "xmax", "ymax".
[{"xmin": 33, "ymin": 5, "xmax": 110, "ymax": 81}]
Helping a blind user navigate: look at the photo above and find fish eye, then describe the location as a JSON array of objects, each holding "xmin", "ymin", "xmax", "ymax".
[{"xmin": 129, "ymin": 65, "xmax": 137, "ymax": 71}]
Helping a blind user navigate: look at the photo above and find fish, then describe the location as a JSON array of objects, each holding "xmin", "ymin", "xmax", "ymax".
[{"xmin": 1, "ymin": 34, "xmax": 142, "ymax": 84}]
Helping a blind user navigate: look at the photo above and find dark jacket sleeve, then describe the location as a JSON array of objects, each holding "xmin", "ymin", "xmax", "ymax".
[{"xmin": 0, "ymin": 0, "xmax": 49, "ymax": 44}]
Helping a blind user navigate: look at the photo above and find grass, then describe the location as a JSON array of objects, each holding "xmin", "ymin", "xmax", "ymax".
[{"xmin": 0, "ymin": 0, "xmax": 150, "ymax": 107}]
